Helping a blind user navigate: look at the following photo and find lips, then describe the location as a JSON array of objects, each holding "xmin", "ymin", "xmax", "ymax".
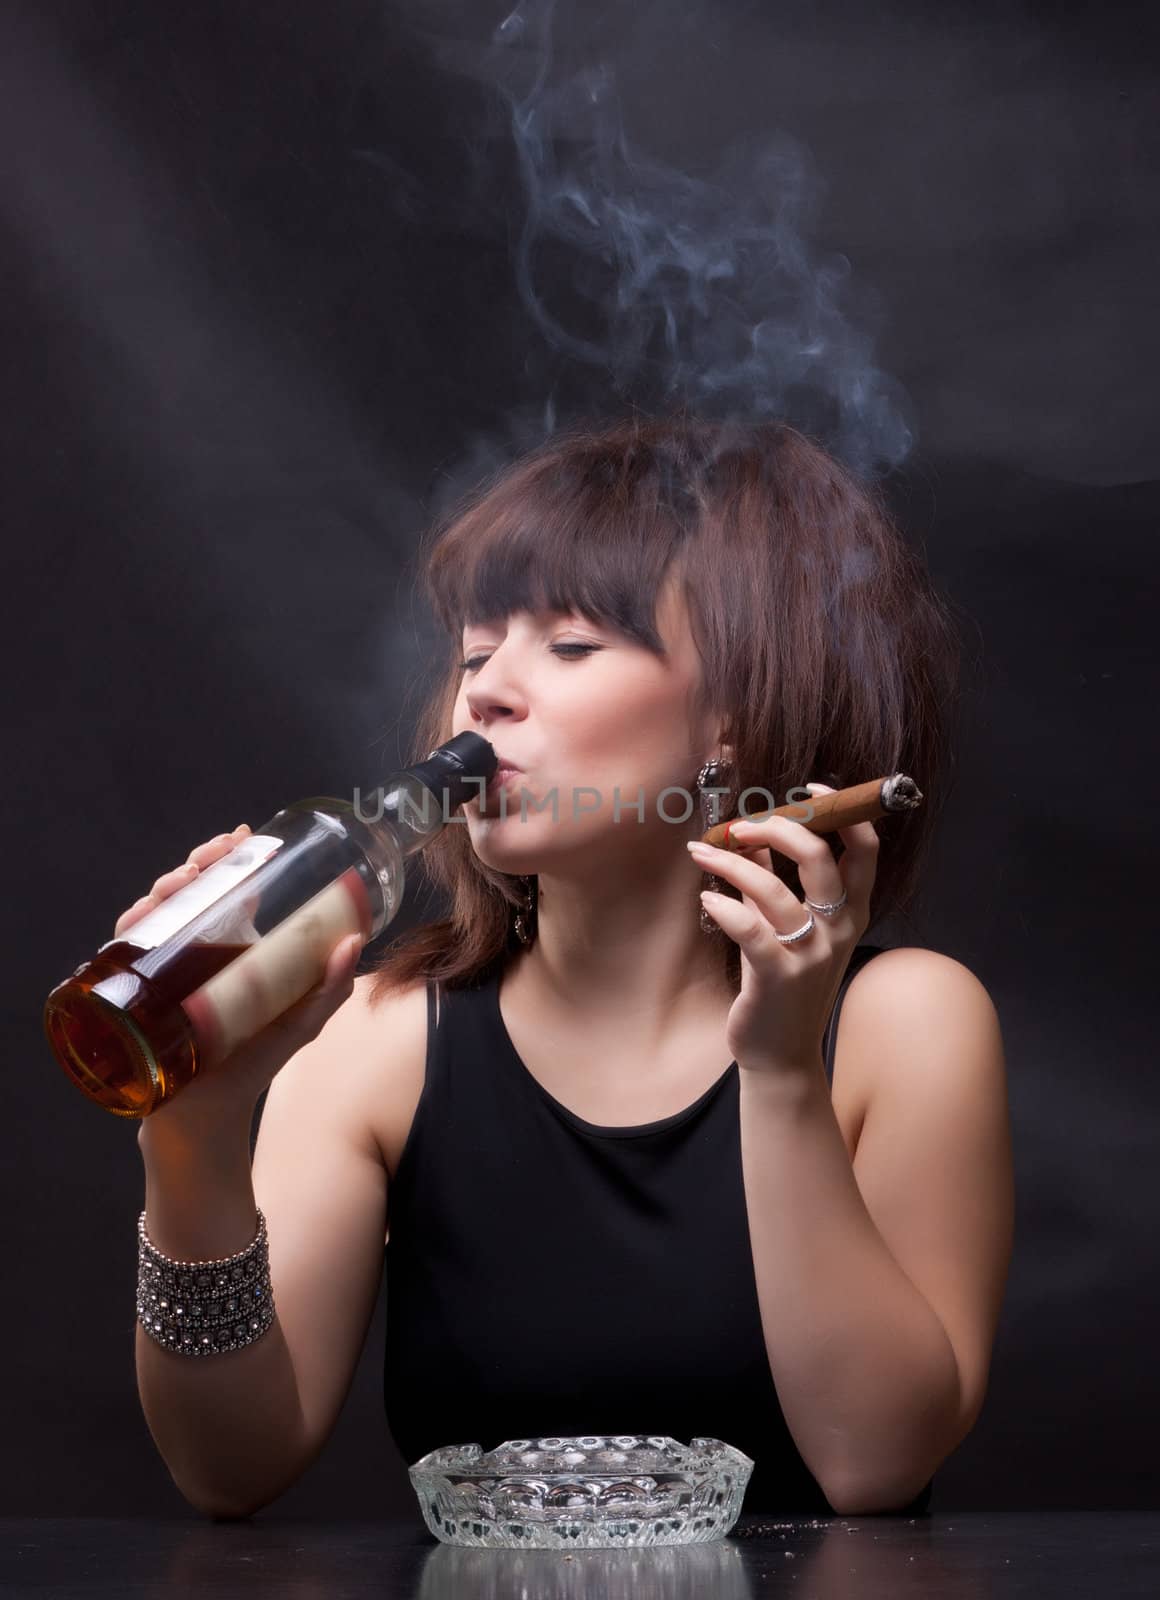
[{"xmin": 479, "ymin": 760, "xmax": 528, "ymax": 808}]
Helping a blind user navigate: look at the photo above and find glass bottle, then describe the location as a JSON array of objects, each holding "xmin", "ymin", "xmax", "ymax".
[{"xmin": 43, "ymin": 732, "xmax": 496, "ymax": 1119}]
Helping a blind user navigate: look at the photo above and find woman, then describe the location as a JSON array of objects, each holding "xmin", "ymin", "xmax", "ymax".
[
  {"xmin": 132, "ymin": 413, "xmax": 1012, "ymax": 1521},
  {"xmin": 367, "ymin": 414, "xmax": 1015, "ymax": 1516}
]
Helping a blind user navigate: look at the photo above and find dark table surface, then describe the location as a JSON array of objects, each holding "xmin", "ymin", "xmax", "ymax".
[{"xmin": 1, "ymin": 1513, "xmax": 1155, "ymax": 1597}]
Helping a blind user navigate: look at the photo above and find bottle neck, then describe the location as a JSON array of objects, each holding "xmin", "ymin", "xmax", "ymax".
[{"xmin": 352, "ymin": 775, "xmax": 447, "ymax": 859}]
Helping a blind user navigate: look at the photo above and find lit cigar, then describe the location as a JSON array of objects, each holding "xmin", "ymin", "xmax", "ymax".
[{"xmin": 702, "ymin": 773, "xmax": 924, "ymax": 852}]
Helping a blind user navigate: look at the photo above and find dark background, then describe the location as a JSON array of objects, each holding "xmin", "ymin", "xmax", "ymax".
[{"xmin": 5, "ymin": 0, "xmax": 1157, "ymax": 1516}]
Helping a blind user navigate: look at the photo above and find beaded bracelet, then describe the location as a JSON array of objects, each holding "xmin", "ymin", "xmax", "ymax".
[{"xmin": 136, "ymin": 1207, "xmax": 275, "ymax": 1357}]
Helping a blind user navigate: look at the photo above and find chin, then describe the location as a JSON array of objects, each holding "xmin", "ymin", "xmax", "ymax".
[{"xmin": 466, "ymin": 812, "xmax": 539, "ymax": 868}]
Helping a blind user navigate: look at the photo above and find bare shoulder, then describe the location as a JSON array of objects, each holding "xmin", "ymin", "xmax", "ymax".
[
  {"xmin": 834, "ymin": 945, "xmax": 1005, "ymax": 1114},
  {"xmin": 843, "ymin": 945, "xmax": 999, "ymax": 1022},
  {"xmin": 352, "ymin": 969, "xmax": 429, "ymax": 1033}
]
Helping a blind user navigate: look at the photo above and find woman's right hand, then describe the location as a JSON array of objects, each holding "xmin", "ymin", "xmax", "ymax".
[{"xmin": 120, "ymin": 824, "xmax": 364, "ymax": 1138}]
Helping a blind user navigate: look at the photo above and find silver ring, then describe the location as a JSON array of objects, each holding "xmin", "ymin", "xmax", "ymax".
[
  {"xmin": 804, "ymin": 889, "xmax": 848, "ymax": 918},
  {"xmin": 774, "ymin": 910, "xmax": 816, "ymax": 945}
]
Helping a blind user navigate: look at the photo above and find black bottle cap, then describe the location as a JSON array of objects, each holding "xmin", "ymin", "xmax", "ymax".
[{"xmin": 409, "ymin": 732, "xmax": 497, "ymax": 811}]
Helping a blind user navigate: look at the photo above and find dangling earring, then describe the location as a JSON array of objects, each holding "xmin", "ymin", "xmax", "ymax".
[
  {"xmin": 513, "ymin": 874, "xmax": 538, "ymax": 947},
  {"xmin": 696, "ymin": 757, "xmax": 733, "ymax": 934}
]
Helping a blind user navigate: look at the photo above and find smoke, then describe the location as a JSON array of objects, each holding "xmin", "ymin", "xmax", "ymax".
[{"xmin": 451, "ymin": 0, "xmax": 916, "ymax": 481}]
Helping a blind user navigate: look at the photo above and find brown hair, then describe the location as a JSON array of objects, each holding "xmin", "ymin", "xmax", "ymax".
[{"xmin": 367, "ymin": 412, "xmax": 963, "ymax": 1004}]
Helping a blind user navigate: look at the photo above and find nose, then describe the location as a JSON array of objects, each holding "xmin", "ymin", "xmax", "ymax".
[{"xmin": 463, "ymin": 656, "xmax": 529, "ymax": 730}]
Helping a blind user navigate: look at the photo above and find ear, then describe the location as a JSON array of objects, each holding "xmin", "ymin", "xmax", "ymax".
[
  {"xmin": 695, "ymin": 700, "xmax": 734, "ymax": 773},
  {"xmin": 707, "ymin": 707, "xmax": 734, "ymax": 765}
]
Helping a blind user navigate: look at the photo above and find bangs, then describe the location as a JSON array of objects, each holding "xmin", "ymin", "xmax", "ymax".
[{"xmin": 424, "ymin": 440, "xmax": 697, "ymax": 658}]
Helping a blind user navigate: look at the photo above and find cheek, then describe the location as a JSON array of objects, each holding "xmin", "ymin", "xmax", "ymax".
[
  {"xmin": 561, "ymin": 682, "xmax": 695, "ymax": 799},
  {"xmin": 561, "ymin": 677, "xmax": 662, "ymax": 754}
]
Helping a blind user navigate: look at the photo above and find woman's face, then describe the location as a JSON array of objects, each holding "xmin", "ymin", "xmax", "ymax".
[{"xmin": 451, "ymin": 571, "xmax": 723, "ymax": 876}]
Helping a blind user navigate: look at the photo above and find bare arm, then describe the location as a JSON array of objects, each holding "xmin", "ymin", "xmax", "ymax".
[
  {"xmin": 135, "ymin": 1111, "xmax": 310, "ymax": 1518},
  {"xmin": 135, "ymin": 966, "xmax": 416, "ymax": 1516},
  {"xmin": 738, "ymin": 949, "xmax": 1012, "ymax": 1513},
  {"xmin": 134, "ymin": 973, "xmax": 413, "ymax": 1518}
]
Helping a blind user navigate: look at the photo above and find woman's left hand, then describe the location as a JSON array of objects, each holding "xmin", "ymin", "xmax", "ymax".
[{"xmin": 687, "ymin": 782, "xmax": 878, "ymax": 1080}]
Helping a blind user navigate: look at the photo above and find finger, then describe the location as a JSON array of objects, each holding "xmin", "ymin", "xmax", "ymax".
[
  {"xmin": 115, "ymin": 825, "xmax": 252, "ymax": 940},
  {"xmin": 699, "ymin": 888, "xmax": 784, "ymax": 961},
  {"xmin": 297, "ymin": 933, "xmax": 363, "ymax": 1003},
  {"xmin": 325, "ymin": 931, "xmax": 364, "ymax": 987},
  {"xmin": 726, "ymin": 812, "xmax": 834, "ymax": 870},
  {"xmin": 696, "ymin": 819, "xmax": 841, "ymax": 910},
  {"xmin": 802, "ymin": 782, "xmax": 878, "ymax": 850},
  {"xmin": 114, "ymin": 897, "xmax": 158, "ymax": 939},
  {"xmin": 803, "ymin": 781, "xmax": 879, "ymax": 907},
  {"xmin": 185, "ymin": 825, "xmax": 250, "ymax": 869},
  {"xmin": 722, "ymin": 815, "xmax": 773, "ymax": 873},
  {"xmin": 267, "ymin": 935, "xmax": 362, "ymax": 1042},
  {"xmin": 148, "ymin": 860, "xmax": 202, "ymax": 899},
  {"xmin": 689, "ymin": 840, "xmax": 819, "ymax": 937},
  {"xmin": 116, "ymin": 860, "xmax": 204, "ymax": 937}
]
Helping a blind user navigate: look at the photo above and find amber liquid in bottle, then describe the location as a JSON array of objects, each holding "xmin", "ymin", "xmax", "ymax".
[
  {"xmin": 45, "ymin": 814, "xmax": 377, "ymax": 1119},
  {"xmin": 45, "ymin": 940, "xmax": 253, "ymax": 1119},
  {"xmin": 44, "ymin": 732, "xmax": 499, "ymax": 1119}
]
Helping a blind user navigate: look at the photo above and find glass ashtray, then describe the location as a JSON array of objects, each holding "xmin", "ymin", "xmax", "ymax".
[{"xmin": 408, "ymin": 1433, "xmax": 754, "ymax": 1549}]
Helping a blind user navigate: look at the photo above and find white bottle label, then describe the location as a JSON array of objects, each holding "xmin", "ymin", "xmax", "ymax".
[
  {"xmin": 181, "ymin": 868, "xmax": 370, "ymax": 1066},
  {"xmin": 102, "ymin": 835, "xmax": 284, "ymax": 954}
]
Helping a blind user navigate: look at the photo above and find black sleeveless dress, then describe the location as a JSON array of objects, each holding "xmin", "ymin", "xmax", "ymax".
[{"xmin": 383, "ymin": 942, "xmax": 934, "ymax": 1515}]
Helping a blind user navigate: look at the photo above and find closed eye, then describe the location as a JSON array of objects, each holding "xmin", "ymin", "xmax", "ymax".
[{"xmin": 457, "ymin": 644, "xmax": 601, "ymax": 672}]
